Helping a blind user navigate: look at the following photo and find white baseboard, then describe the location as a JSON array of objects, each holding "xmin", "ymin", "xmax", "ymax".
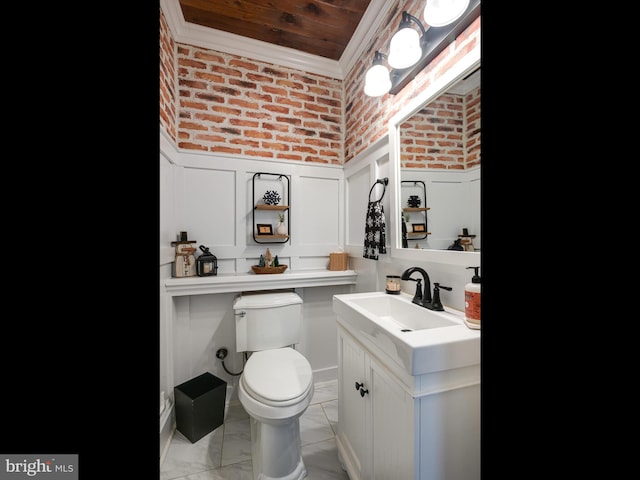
[
  {"xmin": 159, "ymin": 402, "xmax": 175, "ymax": 465},
  {"xmin": 312, "ymin": 366, "xmax": 337, "ymax": 384}
]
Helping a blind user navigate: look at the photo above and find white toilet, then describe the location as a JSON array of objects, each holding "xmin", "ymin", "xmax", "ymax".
[{"xmin": 233, "ymin": 291, "xmax": 314, "ymax": 480}]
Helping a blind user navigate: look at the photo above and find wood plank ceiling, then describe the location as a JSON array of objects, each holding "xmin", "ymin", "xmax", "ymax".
[{"xmin": 178, "ymin": 0, "xmax": 373, "ymax": 61}]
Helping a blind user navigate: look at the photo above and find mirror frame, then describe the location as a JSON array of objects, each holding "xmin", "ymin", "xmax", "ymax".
[{"xmin": 389, "ymin": 47, "xmax": 480, "ymax": 266}]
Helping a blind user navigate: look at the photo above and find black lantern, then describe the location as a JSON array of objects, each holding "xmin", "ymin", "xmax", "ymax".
[{"xmin": 196, "ymin": 245, "xmax": 218, "ymax": 276}]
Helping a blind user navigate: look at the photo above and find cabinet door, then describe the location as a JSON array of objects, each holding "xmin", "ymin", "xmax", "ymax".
[
  {"xmin": 337, "ymin": 328, "xmax": 368, "ymax": 479},
  {"xmin": 370, "ymin": 355, "xmax": 415, "ymax": 479}
]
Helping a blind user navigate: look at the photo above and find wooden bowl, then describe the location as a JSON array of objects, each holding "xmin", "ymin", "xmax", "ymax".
[{"xmin": 251, "ymin": 265, "xmax": 288, "ymax": 274}]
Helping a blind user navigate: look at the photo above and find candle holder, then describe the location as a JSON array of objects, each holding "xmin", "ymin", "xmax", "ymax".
[{"xmin": 385, "ymin": 275, "xmax": 401, "ymax": 294}]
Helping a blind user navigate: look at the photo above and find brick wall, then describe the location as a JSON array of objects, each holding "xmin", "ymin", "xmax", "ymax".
[
  {"xmin": 160, "ymin": 9, "xmax": 176, "ymax": 142},
  {"xmin": 159, "ymin": 2, "xmax": 480, "ymax": 167},
  {"xmin": 399, "ymin": 85, "xmax": 480, "ymax": 169},
  {"xmin": 173, "ymin": 41, "xmax": 343, "ymax": 164}
]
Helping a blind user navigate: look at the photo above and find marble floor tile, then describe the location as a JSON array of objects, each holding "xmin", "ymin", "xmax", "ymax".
[
  {"xmin": 224, "ymin": 400, "xmax": 249, "ymax": 423},
  {"xmin": 310, "ymin": 379, "xmax": 338, "ymax": 405},
  {"xmin": 161, "ymin": 381, "xmax": 345, "ymax": 480},
  {"xmin": 300, "ymin": 404, "xmax": 336, "ymax": 446},
  {"xmin": 301, "ymin": 438, "xmax": 349, "ymax": 480},
  {"xmin": 160, "ymin": 426, "xmax": 224, "ymax": 480},
  {"xmin": 220, "ymin": 418, "xmax": 252, "ymax": 467},
  {"xmin": 320, "ymin": 399, "xmax": 339, "ymax": 435}
]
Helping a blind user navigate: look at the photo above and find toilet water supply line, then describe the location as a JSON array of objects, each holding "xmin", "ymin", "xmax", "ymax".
[{"xmin": 216, "ymin": 347, "xmax": 244, "ymax": 376}]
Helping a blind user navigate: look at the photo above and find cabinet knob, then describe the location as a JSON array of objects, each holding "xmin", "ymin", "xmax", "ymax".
[{"xmin": 355, "ymin": 382, "xmax": 368, "ymax": 397}]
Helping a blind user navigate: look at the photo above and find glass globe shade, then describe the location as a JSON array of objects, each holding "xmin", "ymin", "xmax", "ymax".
[
  {"xmin": 364, "ymin": 64, "xmax": 391, "ymax": 97},
  {"xmin": 424, "ymin": 0, "xmax": 470, "ymax": 27},
  {"xmin": 388, "ymin": 28, "xmax": 421, "ymax": 69}
]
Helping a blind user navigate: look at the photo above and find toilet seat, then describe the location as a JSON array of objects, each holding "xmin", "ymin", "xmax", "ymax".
[{"xmin": 242, "ymin": 348, "xmax": 313, "ymax": 407}]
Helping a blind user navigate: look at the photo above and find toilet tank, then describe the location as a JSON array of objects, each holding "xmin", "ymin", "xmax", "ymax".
[{"xmin": 233, "ymin": 291, "xmax": 303, "ymax": 353}]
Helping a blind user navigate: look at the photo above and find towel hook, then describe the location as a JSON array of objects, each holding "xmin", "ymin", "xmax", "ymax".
[{"xmin": 369, "ymin": 177, "xmax": 388, "ymax": 202}]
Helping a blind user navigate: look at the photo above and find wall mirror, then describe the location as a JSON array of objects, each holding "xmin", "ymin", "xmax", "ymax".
[{"xmin": 389, "ymin": 49, "xmax": 480, "ymax": 266}]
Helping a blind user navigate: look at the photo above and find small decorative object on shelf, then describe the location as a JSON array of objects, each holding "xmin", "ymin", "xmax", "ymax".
[
  {"xmin": 458, "ymin": 228, "xmax": 476, "ymax": 251},
  {"xmin": 171, "ymin": 231, "xmax": 197, "ymax": 277},
  {"xmin": 252, "ymin": 248, "xmax": 287, "ymax": 274},
  {"xmin": 252, "ymin": 264, "xmax": 287, "ymax": 274},
  {"xmin": 262, "ymin": 190, "xmax": 281, "ymax": 205},
  {"xmin": 407, "ymin": 195, "xmax": 422, "ymax": 208},
  {"xmin": 329, "ymin": 252, "xmax": 349, "ymax": 271},
  {"xmin": 404, "ymin": 213, "xmax": 412, "ymax": 232},
  {"xmin": 447, "ymin": 238, "xmax": 464, "ymax": 251},
  {"xmin": 257, "ymin": 224, "xmax": 273, "ymax": 235},
  {"xmin": 196, "ymin": 245, "xmax": 218, "ymax": 276},
  {"xmin": 276, "ymin": 212, "xmax": 288, "ymax": 235}
]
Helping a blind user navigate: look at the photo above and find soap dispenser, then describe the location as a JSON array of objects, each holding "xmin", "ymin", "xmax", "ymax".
[{"xmin": 464, "ymin": 266, "xmax": 481, "ymax": 330}]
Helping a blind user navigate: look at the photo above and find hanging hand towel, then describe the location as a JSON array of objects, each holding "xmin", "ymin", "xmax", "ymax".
[{"xmin": 363, "ymin": 200, "xmax": 387, "ymax": 260}]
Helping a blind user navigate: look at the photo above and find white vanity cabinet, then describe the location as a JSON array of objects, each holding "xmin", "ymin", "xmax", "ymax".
[
  {"xmin": 336, "ymin": 322, "xmax": 480, "ymax": 480},
  {"xmin": 337, "ymin": 325, "xmax": 416, "ymax": 478}
]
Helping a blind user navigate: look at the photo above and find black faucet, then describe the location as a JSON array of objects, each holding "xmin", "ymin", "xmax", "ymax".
[
  {"xmin": 400, "ymin": 267, "xmax": 452, "ymax": 311},
  {"xmin": 427, "ymin": 283, "xmax": 453, "ymax": 311},
  {"xmin": 400, "ymin": 267, "xmax": 432, "ymax": 307}
]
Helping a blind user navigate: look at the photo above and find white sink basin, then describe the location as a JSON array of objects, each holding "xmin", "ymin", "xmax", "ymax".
[
  {"xmin": 333, "ymin": 291, "xmax": 480, "ymax": 376},
  {"xmin": 346, "ymin": 294, "xmax": 459, "ymax": 331}
]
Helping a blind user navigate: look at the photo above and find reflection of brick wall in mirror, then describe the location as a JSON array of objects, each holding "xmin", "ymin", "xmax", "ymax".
[
  {"xmin": 400, "ymin": 80, "xmax": 480, "ymax": 171},
  {"xmin": 398, "ymin": 69, "xmax": 481, "ymax": 251}
]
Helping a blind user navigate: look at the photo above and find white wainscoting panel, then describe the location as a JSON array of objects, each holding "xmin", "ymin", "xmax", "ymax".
[
  {"xmin": 296, "ymin": 176, "xmax": 341, "ymax": 246},
  {"xmin": 182, "ymin": 167, "xmax": 237, "ymax": 247}
]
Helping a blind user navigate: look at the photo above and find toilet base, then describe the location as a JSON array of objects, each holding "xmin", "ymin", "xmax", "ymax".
[
  {"xmin": 237, "ymin": 348, "xmax": 313, "ymax": 480},
  {"xmin": 250, "ymin": 416, "xmax": 307, "ymax": 480}
]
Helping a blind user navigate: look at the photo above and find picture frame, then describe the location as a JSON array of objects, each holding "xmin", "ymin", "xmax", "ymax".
[
  {"xmin": 256, "ymin": 224, "xmax": 273, "ymax": 235},
  {"xmin": 412, "ymin": 223, "xmax": 426, "ymax": 233}
]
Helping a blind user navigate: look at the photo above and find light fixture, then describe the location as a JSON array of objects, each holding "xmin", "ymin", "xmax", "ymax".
[
  {"xmin": 364, "ymin": 51, "xmax": 391, "ymax": 97},
  {"xmin": 362, "ymin": 0, "xmax": 480, "ymax": 97},
  {"xmin": 424, "ymin": 0, "xmax": 470, "ymax": 27},
  {"xmin": 388, "ymin": 12, "xmax": 426, "ymax": 70}
]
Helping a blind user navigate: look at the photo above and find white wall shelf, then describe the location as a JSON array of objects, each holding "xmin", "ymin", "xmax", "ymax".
[{"xmin": 164, "ymin": 269, "xmax": 357, "ymax": 296}]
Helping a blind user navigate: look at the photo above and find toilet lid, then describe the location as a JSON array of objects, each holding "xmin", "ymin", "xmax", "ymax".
[{"xmin": 243, "ymin": 348, "xmax": 313, "ymax": 405}]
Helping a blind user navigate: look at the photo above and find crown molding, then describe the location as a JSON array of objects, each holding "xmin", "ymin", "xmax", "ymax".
[
  {"xmin": 339, "ymin": 0, "xmax": 395, "ymax": 77},
  {"xmin": 160, "ymin": 0, "xmax": 390, "ymax": 80}
]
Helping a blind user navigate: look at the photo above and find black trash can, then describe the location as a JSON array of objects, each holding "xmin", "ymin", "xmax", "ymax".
[{"xmin": 174, "ymin": 372, "xmax": 227, "ymax": 443}]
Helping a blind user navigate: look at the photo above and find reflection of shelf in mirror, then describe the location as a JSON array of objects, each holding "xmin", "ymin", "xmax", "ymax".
[
  {"xmin": 407, "ymin": 232, "xmax": 431, "ymax": 237},
  {"xmin": 255, "ymin": 235, "xmax": 289, "ymax": 239},
  {"xmin": 403, "ymin": 207, "xmax": 430, "ymax": 212},
  {"xmin": 255, "ymin": 205, "xmax": 290, "ymax": 210}
]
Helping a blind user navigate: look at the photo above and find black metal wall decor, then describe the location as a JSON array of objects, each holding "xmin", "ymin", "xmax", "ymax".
[
  {"xmin": 252, "ymin": 172, "xmax": 290, "ymax": 244},
  {"xmin": 401, "ymin": 180, "xmax": 429, "ymax": 241}
]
